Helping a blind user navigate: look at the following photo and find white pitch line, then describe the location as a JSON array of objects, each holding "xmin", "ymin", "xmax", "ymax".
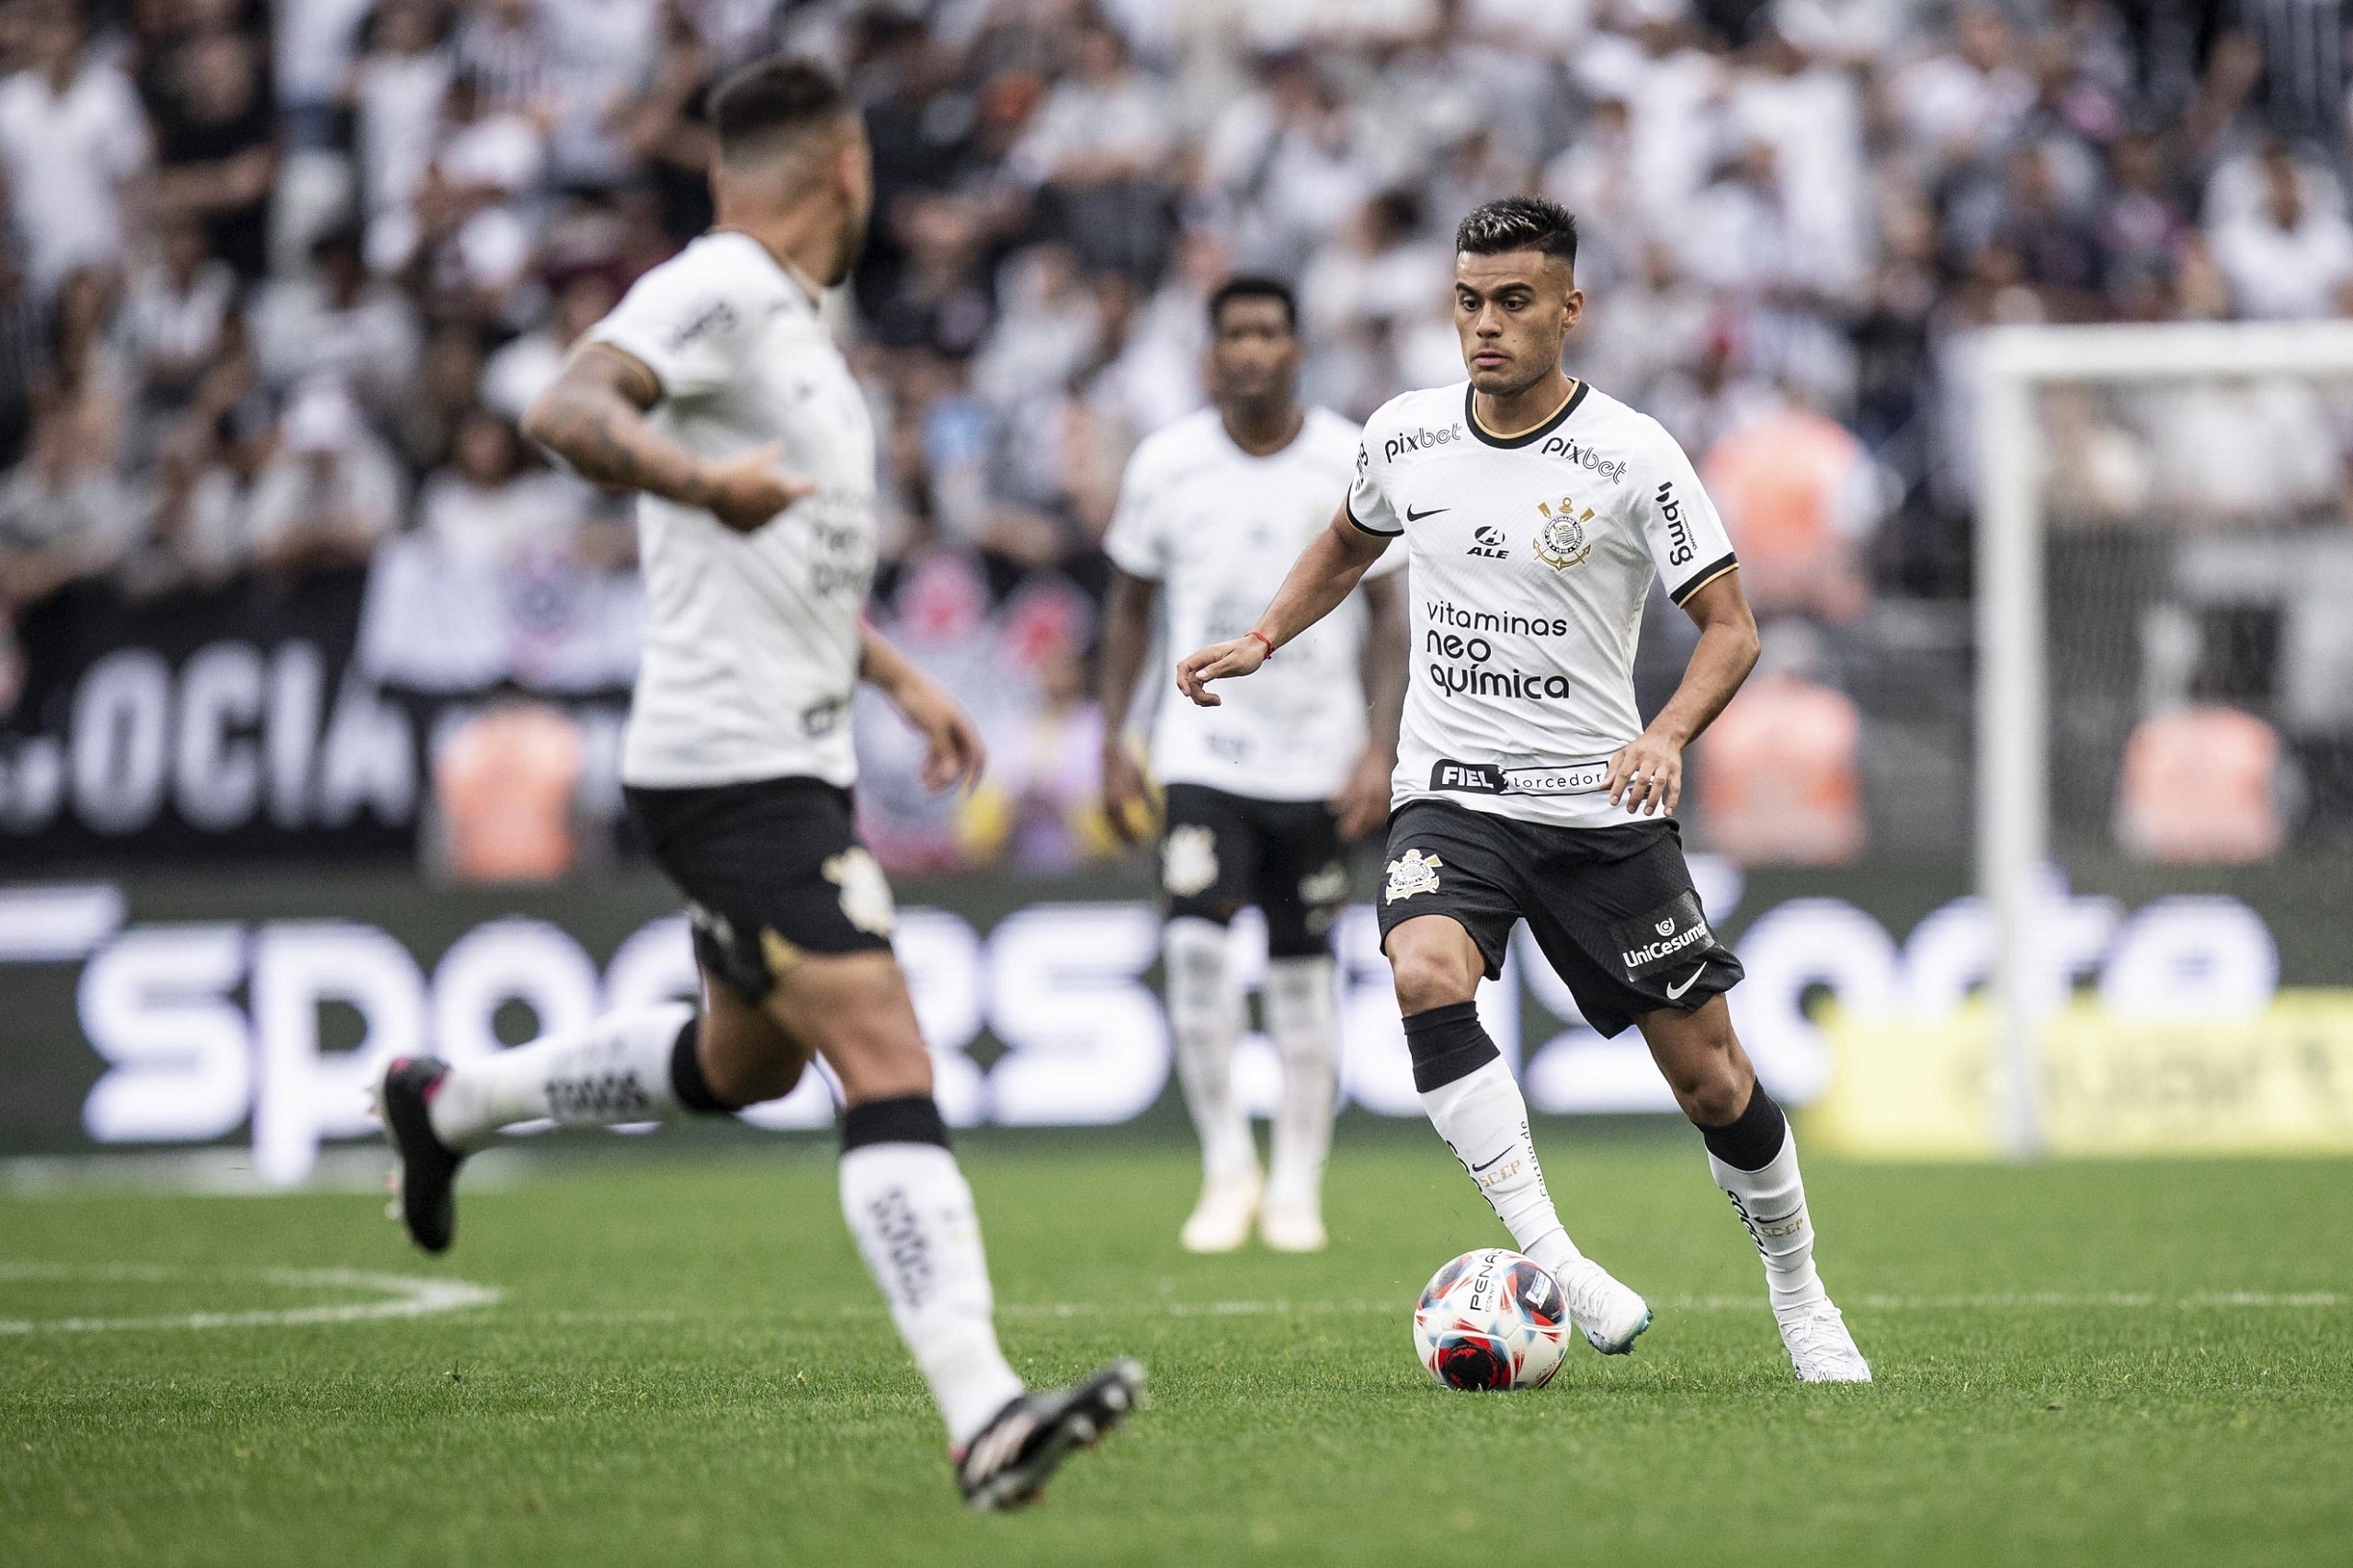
[
  {"xmin": 1000, "ymin": 1290, "xmax": 2345, "ymax": 1321},
  {"xmin": 0, "ymin": 1263, "xmax": 500, "ymax": 1335}
]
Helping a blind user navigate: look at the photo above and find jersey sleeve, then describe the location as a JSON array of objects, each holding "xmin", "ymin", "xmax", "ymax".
[
  {"xmin": 1345, "ymin": 423, "xmax": 1403, "ymax": 537},
  {"xmin": 1101, "ymin": 439, "xmax": 1167, "ymax": 579},
  {"xmin": 582, "ymin": 251, "xmax": 755, "ymax": 403},
  {"xmin": 1642, "ymin": 426, "xmax": 1739, "ymax": 607}
]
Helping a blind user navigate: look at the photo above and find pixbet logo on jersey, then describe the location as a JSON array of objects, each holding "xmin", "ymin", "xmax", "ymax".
[
  {"xmin": 1536, "ymin": 435, "xmax": 1627, "ymax": 483},
  {"xmin": 1383, "ymin": 423, "xmax": 1465, "ymax": 463}
]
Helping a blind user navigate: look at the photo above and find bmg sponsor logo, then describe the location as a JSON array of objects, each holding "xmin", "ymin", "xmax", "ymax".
[{"xmin": 1658, "ymin": 481, "xmax": 1695, "ymax": 567}]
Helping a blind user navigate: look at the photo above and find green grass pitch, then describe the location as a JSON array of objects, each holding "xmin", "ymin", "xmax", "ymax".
[{"xmin": 4, "ymin": 1130, "xmax": 2348, "ymax": 1566}]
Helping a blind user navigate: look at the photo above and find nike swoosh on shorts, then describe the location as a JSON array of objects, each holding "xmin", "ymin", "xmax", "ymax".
[{"xmin": 1665, "ymin": 966, "xmax": 1707, "ymax": 1000}]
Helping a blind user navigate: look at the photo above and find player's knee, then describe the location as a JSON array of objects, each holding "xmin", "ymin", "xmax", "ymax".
[{"xmin": 1386, "ymin": 937, "xmax": 1480, "ymax": 1014}]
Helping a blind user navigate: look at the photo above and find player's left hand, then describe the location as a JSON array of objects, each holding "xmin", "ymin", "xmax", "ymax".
[
  {"xmin": 1603, "ymin": 729, "xmax": 1683, "ymax": 817},
  {"xmin": 894, "ymin": 679, "xmax": 987, "ymax": 792},
  {"xmin": 1331, "ymin": 745, "xmax": 1392, "ymax": 840}
]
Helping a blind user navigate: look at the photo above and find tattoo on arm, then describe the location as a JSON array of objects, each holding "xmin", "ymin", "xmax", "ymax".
[{"xmin": 521, "ymin": 346, "xmax": 712, "ymax": 506}]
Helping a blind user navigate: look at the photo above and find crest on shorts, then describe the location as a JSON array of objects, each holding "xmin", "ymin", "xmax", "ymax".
[
  {"xmin": 1384, "ymin": 848, "xmax": 1443, "ymax": 904},
  {"xmin": 824, "ymin": 847, "xmax": 896, "ymax": 937},
  {"xmin": 1533, "ymin": 497, "xmax": 1594, "ymax": 572},
  {"xmin": 1162, "ymin": 824, "xmax": 1220, "ymax": 897}
]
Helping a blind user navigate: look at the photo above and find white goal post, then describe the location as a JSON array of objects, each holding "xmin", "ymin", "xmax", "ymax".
[{"xmin": 1973, "ymin": 319, "xmax": 2353, "ymax": 1158}]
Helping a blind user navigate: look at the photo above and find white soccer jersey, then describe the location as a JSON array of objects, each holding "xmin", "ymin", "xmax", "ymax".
[
  {"xmin": 1105, "ymin": 407, "xmax": 1403, "ymax": 801},
  {"xmin": 583, "ymin": 232, "xmax": 878, "ymax": 790},
  {"xmin": 1347, "ymin": 381, "xmax": 1737, "ymax": 830}
]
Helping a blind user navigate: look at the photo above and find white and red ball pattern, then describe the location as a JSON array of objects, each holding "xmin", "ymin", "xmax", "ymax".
[{"xmin": 1412, "ymin": 1247, "xmax": 1571, "ymax": 1391}]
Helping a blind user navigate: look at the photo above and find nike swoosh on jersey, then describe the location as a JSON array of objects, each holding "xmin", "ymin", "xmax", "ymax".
[
  {"xmin": 1665, "ymin": 965, "xmax": 1708, "ymax": 1000},
  {"xmin": 1404, "ymin": 504, "xmax": 1449, "ymax": 521}
]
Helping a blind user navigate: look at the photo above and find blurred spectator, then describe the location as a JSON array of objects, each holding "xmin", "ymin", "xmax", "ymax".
[
  {"xmin": 416, "ymin": 407, "xmax": 579, "ymax": 568},
  {"xmin": 429, "ymin": 697, "xmax": 588, "ymax": 882},
  {"xmin": 0, "ymin": 395, "xmax": 137, "ymax": 610},
  {"xmin": 1694, "ymin": 623, "xmax": 1865, "ymax": 866},
  {"xmin": 350, "ymin": 0, "xmax": 452, "ymax": 230},
  {"xmin": 1700, "ymin": 393, "xmax": 1889, "ymax": 622},
  {"xmin": 114, "ymin": 216, "xmax": 244, "ymax": 457},
  {"xmin": 250, "ymin": 230, "xmax": 421, "ymax": 416},
  {"xmin": 2117, "ymin": 705, "xmax": 2286, "ymax": 864},
  {"xmin": 144, "ymin": 16, "xmax": 278, "ymax": 283},
  {"xmin": 0, "ymin": 2, "xmax": 151, "ymax": 295},
  {"xmin": 2210, "ymin": 141, "xmax": 2353, "ymax": 320},
  {"xmin": 482, "ymin": 273, "xmax": 621, "ymax": 422},
  {"xmin": 247, "ymin": 381, "xmax": 403, "ymax": 577}
]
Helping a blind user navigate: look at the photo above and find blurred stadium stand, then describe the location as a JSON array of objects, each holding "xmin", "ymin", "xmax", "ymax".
[{"xmin": 2, "ymin": 0, "xmax": 2353, "ymax": 878}]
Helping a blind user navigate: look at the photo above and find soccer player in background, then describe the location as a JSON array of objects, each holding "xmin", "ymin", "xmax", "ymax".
[
  {"xmin": 1097, "ymin": 278, "xmax": 1407, "ymax": 1254},
  {"xmin": 370, "ymin": 58, "xmax": 1142, "ymax": 1507},
  {"xmin": 1176, "ymin": 197, "xmax": 1870, "ymax": 1382}
]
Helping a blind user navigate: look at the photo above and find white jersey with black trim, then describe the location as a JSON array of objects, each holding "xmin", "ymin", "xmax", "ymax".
[
  {"xmin": 1104, "ymin": 406, "xmax": 1402, "ymax": 801},
  {"xmin": 1347, "ymin": 379, "xmax": 1737, "ymax": 830},
  {"xmin": 582, "ymin": 230, "xmax": 878, "ymax": 790}
]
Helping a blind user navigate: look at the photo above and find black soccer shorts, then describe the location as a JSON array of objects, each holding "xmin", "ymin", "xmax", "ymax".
[
  {"xmin": 623, "ymin": 776, "xmax": 895, "ymax": 1002},
  {"xmin": 1159, "ymin": 782, "xmax": 1349, "ymax": 959},
  {"xmin": 1374, "ymin": 798, "xmax": 1743, "ymax": 1037}
]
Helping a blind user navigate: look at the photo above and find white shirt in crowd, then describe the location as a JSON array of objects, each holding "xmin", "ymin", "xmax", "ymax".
[
  {"xmin": 583, "ymin": 230, "xmax": 880, "ymax": 790},
  {"xmin": 1347, "ymin": 380, "xmax": 1736, "ymax": 831},
  {"xmin": 0, "ymin": 59, "xmax": 151, "ymax": 291},
  {"xmin": 1103, "ymin": 405, "xmax": 1402, "ymax": 801}
]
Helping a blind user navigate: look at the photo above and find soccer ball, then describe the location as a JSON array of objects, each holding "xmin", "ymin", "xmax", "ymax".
[{"xmin": 1412, "ymin": 1247, "xmax": 1570, "ymax": 1391}]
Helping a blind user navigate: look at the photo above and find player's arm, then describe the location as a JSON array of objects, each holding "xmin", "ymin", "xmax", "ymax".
[
  {"xmin": 1602, "ymin": 570, "xmax": 1759, "ymax": 817},
  {"xmin": 520, "ymin": 344, "xmax": 813, "ymax": 533},
  {"xmin": 1331, "ymin": 569, "xmax": 1407, "ymax": 839},
  {"xmin": 858, "ymin": 622, "xmax": 986, "ymax": 792},
  {"xmin": 1175, "ymin": 505, "xmax": 1392, "ymax": 708},
  {"xmin": 1096, "ymin": 566, "xmax": 1159, "ymax": 844}
]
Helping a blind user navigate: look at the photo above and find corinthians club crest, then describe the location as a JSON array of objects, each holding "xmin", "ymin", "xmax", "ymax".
[{"xmin": 1533, "ymin": 496, "xmax": 1594, "ymax": 572}]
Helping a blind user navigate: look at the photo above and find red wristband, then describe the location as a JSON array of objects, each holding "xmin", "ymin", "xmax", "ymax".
[{"xmin": 1247, "ymin": 631, "xmax": 1275, "ymax": 661}]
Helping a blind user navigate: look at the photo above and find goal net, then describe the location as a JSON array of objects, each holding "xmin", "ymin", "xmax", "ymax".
[{"xmin": 1966, "ymin": 321, "xmax": 2353, "ymax": 1157}]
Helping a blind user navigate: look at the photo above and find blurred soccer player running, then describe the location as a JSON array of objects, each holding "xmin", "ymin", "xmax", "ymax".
[{"xmin": 370, "ymin": 58, "xmax": 1142, "ymax": 1507}]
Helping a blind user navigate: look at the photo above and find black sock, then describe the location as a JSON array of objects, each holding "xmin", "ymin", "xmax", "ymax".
[
  {"xmin": 841, "ymin": 1095, "xmax": 950, "ymax": 1153},
  {"xmin": 1699, "ymin": 1083, "xmax": 1788, "ymax": 1172},
  {"xmin": 666, "ymin": 1014, "xmax": 730, "ymax": 1114},
  {"xmin": 1402, "ymin": 1000, "xmax": 1499, "ymax": 1094}
]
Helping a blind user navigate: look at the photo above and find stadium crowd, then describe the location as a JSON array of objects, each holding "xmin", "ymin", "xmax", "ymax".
[{"xmin": 1, "ymin": 0, "xmax": 2347, "ymax": 872}]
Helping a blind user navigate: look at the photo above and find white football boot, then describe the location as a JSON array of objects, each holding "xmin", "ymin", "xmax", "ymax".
[
  {"xmin": 1557, "ymin": 1257, "xmax": 1654, "ymax": 1354},
  {"xmin": 1775, "ymin": 1301, "xmax": 1872, "ymax": 1382},
  {"xmin": 1179, "ymin": 1168, "xmax": 1263, "ymax": 1253},
  {"xmin": 1256, "ymin": 1199, "xmax": 1326, "ymax": 1253}
]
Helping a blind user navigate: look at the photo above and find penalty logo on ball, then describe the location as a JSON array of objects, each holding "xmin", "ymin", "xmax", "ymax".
[{"xmin": 1412, "ymin": 1247, "xmax": 1569, "ymax": 1392}]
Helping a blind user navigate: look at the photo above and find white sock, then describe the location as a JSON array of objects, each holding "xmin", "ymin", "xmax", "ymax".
[
  {"xmin": 1263, "ymin": 955, "xmax": 1336, "ymax": 1210},
  {"xmin": 1418, "ymin": 1055, "xmax": 1586, "ymax": 1283},
  {"xmin": 1163, "ymin": 917, "xmax": 1256, "ymax": 1183},
  {"xmin": 1709, "ymin": 1124, "xmax": 1828, "ymax": 1312},
  {"xmin": 426, "ymin": 1002, "xmax": 694, "ymax": 1151},
  {"xmin": 839, "ymin": 1140, "xmax": 1027, "ymax": 1449}
]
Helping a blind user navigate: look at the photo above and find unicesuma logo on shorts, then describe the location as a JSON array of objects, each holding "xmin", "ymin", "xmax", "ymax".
[{"xmin": 1533, "ymin": 497, "xmax": 1593, "ymax": 572}]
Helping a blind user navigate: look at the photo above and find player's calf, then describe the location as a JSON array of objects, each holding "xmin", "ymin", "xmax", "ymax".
[
  {"xmin": 1644, "ymin": 1003, "xmax": 1870, "ymax": 1383},
  {"xmin": 378, "ymin": 1003, "xmax": 767, "ymax": 1253}
]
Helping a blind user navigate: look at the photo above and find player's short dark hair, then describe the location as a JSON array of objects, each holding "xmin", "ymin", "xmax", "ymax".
[
  {"xmin": 1207, "ymin": 276, "xmax": 1298, "ymax": 333},
  {"xmin": 1454, "ymin": 196, "xmax": 1579, "ymax": 271},
  {"xmin": 710, "ymin": 57, "xmax": 856, "ymax": 162}
]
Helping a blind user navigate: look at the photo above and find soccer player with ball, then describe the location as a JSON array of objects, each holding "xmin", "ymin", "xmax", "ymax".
[{"xmin": 1179, "ymin": 196, "xmax": 1871, "ymax": 1384}]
